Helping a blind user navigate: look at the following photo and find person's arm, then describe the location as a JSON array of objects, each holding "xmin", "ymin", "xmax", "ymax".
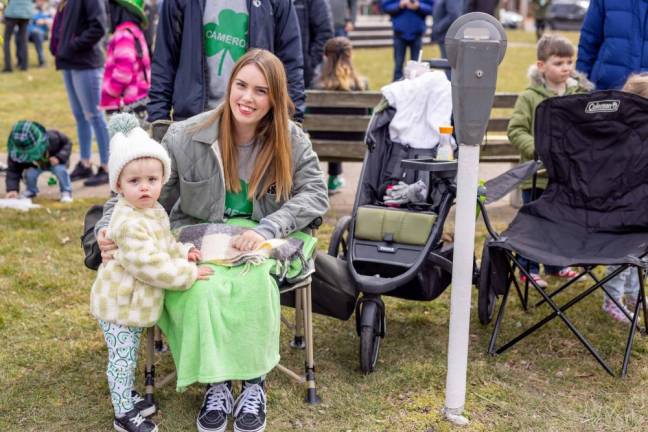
[
  {"xmin": 255, "ymin": 126, "xmax": 329, "ymax": 239},
  {"xmin": 49, "ymin": 130, "xmax": 72, "ymax": 165},
  {"xmin": 69, "ymin": 0, "xmax": 107, "ymax": 52},
  {"xmin": 507, "ymin": 93, "xmax": 537, "ymax": 161},
  {"xmin": 147, "ymin": 0, "xmax": 183, "ymax": 122},
  {"xmin": 308, "ymin": 0, "xmax": 333, "ymax": 73},
  {"xmin": 113, "ymin": 219, "xmax": 198, "ymax": 290},
  {"xmin": 576, "ymin": 0, "xmax": 604, "ymax": 80},
  {"xmin": 95, "ymin": 195, "xmax": 119, "ymax": 237},
  {"xmin": 5, "ymin": 159, "xmax": 24, "ymax": 193},
  {"xmin": 157, "ymin": 124, "xmax": 181, "ymax": 213},
  {"xmin": 431, "ymin": 1, "xmax": 457, "ymax": 41},
  {"xmin": 416, "ymin": 0, "xmax": 434, "ymax": 16},
  {"xmin": 275, "ymin": 0, "xmax": 306, "ymax": 122},
  {"xmin": 381, "ymin": 0, "xmax": 402, "ymax": 15}
]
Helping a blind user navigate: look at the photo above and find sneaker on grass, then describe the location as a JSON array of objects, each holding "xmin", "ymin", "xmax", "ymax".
[
  {"xmin": 84, "ymin": 166, "xmax": 109, "ymax": 186},
  {"xmin": 602, "ymin": 298, "xmax": 633, "ymax": 323},
  {"xmin": 233, "ymin": 382, "xmax": 267, "ymax": 432},
  {"xmin": 197, "ymin": 382, "xmax": 234, "ymax": 432},
  {"xmin": 114, "ymin": 408, "xmax": 158, "ymax": 432},
  {"xmin": 60, "ymin": 191, "xmax": 73, "ymax": 203},
  {"xmin": 519, "ymin": 272, "xmax": 548, "ymax": 289},
  {"xmin": 69, "ymin": 161, "xmax": 94, "ymax": 181},
  {"xmin": 131, "ymin": 390, "xmax": 156, "ymax": 417},
  {"xmin": 327, "ymin": 175, "xmax": 345, "ymax": 195}
]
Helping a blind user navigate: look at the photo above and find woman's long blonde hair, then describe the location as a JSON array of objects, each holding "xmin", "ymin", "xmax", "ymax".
[
  {"xmin": 208, "ymin": 49, "xmax": 294, "ymax": 202},
  {"xmin": 319, "ymin": 37, "xmax": 364, "ymax": 91}
]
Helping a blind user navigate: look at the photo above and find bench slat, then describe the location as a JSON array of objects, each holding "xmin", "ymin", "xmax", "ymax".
[
  {"xmin": 487, "ymin": 117, "xmax": 510, "ymax": 132},
  {"xmin": 306, "ymin": 91, "xmax": 382, "ymax": 108},
  {"xmin": 491, "ymin": 93, "xmax": 518, "ymax": 108},
  {"xmin": 304, "ymin": 114, "xmax": 372, "ymax": 132}
]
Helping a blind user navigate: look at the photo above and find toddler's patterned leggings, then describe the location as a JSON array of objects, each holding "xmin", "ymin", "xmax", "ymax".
[{"xmin": 99, "ymin": 320, "xmax": 143, "ymax": 417}]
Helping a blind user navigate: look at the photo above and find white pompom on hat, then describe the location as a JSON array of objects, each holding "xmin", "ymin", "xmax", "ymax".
[{"xmin": 108, "ymin": 127, "xmax": 172, "ymax": 192}]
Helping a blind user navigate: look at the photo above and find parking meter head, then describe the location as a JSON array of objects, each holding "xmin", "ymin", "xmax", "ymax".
[{"xmin": 445, "ymin": 13, "xmax": 507, "ymax": 147}]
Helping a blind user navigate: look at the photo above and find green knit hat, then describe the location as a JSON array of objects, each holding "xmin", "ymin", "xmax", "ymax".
[
  {"xmin": 7, "ymin": 121, "xmax": 48, "ymax": 164},
  {"xmin": 115, "ymin": 0, "xmax": 147, "ymax": 27}
]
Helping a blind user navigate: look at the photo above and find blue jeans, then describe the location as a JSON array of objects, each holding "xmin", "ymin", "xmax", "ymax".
[
  {"xmin": 29, "ymin": 31, "xmax": 45, "ymax": 65},
  {"xmin": 24, "ymin": 164, "xmax": 73, "ymax": 195},
  {"xmin": 62, "ymin": 68, "xmax": 110, "ymax": 165},
  {"xmin": 392, "ymin": 35, "xmax": 422, "ymax": 81},
  {"xmin": 517, "ymin": 188, "xmax": 562, "ymax": 275},
  {"xmin": 604, "ymin": 267, "xmax": 640, "ymax": 302}
]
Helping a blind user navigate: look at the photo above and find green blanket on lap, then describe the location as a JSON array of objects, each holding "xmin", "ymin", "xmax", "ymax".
[{"xmin": 158, "ymin": 219, "xmax": 317, "ymax": 390}]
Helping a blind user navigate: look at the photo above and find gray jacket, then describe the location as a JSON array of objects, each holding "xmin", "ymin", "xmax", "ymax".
[
  {"xmin": 96, "ymin": 110, "xmax": 328, "ymax": 239},
  {"xmin": 329, "ymin": 0, "xmax": 357, "ymax": 28}
]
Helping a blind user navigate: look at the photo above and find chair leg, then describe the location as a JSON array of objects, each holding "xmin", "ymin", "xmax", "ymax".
[
  {"xmin": 145, "ymin": 327, "xmax": 156, "ymax": 406},
  {"xmin": 290, "ymin": 289, "xmax": 306, "ymax": 349},
  {"xmin": 622, "ymin": 268, "xmax": 646, "ymax": 377},
  {"xmin": 488, "ymin": 278, "xmax": 511, "ymax": 355},
  {"xmin": 302, "ymin": 282, "xmax": 320, "ymax": 404}
]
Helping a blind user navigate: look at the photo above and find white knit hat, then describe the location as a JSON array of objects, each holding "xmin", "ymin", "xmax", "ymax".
[{"xmin": 108, "ymin": 126, "xmax": 172, "ymax": 192}]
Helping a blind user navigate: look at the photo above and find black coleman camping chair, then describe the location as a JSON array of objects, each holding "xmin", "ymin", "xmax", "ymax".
[{"xmin": 478, "ymin": 90, "xmax": 648, "ymax": 377}]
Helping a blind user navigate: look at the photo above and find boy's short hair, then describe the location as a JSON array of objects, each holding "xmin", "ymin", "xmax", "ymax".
[
  {"xmin": 623, "ymin": 73, "xmax": 648, "ymax": 98},
  {"xmin": 537, "ymin": 34, "xmax": 575, "ymax": 61}
]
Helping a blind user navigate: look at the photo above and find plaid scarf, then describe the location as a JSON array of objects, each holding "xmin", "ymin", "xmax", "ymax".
[{"xmin": 7, "ymin": 121, "xmax": 48, "ymax": 164}]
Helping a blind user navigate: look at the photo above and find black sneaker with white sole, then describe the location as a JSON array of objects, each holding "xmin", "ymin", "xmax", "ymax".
[
  {"xmin": 69, "ymin": 161, "xmax": 94, "ymax": 181},
  {"xmin": 114, "ymin": 408, "xmax": 158, "ymax": 432},
  {"xmin": 233, "ymin": 382, "xmax": 267, "ymax": 432},
  {"xmin": 131, "ymin": 390, "xmax": 156, "ymax": 417},
  {"xmin": 197, "ymin": 382, "xmax": 234, "ymax": 432}
]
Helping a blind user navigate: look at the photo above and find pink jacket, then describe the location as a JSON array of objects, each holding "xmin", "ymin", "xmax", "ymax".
[{"xmin": 100, "ymin": 22, "xmax": 151, "ymax": 111}]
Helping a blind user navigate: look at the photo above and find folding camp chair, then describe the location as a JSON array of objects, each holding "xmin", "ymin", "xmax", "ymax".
[{"xmin": 479, "ymin": 90, "xmax": 648, "ymax": 377}]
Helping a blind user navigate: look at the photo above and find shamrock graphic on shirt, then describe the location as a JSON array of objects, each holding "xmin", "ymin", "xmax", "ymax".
[{"xmin": 204, "ymin": 9, "xmax": 249, "ymax": 75}]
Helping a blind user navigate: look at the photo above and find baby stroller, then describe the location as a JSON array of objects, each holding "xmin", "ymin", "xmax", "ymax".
[{"xmin": 327, "ymin": 68, "xmax": 464, "ymax": 373}]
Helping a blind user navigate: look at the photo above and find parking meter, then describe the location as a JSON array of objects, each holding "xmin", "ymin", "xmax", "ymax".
[{"xmin": 442, "ymin": 13, "xmax": 507, "ymax": 425}]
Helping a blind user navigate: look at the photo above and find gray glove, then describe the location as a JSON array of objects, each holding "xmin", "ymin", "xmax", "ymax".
[{"xmin": 383, "ymin": 180, "xmax": 428, "ymax": 206}]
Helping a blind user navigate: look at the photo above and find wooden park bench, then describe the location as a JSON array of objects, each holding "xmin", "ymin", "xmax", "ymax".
[{"xmin": 304, "ymin": 90, "xmax": 519, "ymax": 163}]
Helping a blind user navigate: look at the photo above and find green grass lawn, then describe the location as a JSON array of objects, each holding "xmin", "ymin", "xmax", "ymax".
[{"xmin": 3, "ymin": 27, "xmax": 648, "ymax": 432}]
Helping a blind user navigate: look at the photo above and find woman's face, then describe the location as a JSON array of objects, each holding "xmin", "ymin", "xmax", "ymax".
[{"xmin": 229, "ymin": 64, "xmax": 272, "ymax": 131}]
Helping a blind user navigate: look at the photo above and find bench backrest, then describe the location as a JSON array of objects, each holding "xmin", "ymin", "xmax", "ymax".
[{"xmin": 304, "ymin": 90, "xmax": 518, "ymax": 163}]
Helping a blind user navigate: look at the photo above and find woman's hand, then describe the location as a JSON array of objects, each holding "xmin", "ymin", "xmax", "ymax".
[
  {"xmin": 97, "ymin": 228, "xmax": 118, "ymax": 262},
  {"xmin": 231, "ymin": 230, "xmax": 265, "ymax": 252},
  {"xmin": 197, "ymin": 266, "xmax": 213, "ymax": 280},
  {"xmin": 188, "ymin": 247, "xmax": 202, "ymax": 262}
]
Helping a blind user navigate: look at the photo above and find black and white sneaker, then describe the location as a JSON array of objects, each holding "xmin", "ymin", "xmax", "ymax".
[
  {"xmin": 131, "ymin": 390, "xmax": 156, "ymax": 417},
  {"xmin": 69, "ymin": 161, "xmax": 94, "ymax": 181},
  {"xmin": 233, "ymin": 382, "xmax": 267, "ymax": 432},
  {"xmin": 197, "ymin": 382, "xmax": 234, "ymax": 432},
  {"xmin": 114, "ymin": 408, "xmax": 158, "ymax": 432}
]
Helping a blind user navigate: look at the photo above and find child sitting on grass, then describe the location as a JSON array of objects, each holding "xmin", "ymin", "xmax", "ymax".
[
  {"xmin": 5, "ymin": 120, "xmax": 73, "ymax": 203},
  {"xmin": 90, "ymin": 114, "xmax": 212, "ymax": 432},
  {"xmin": 507, "ymin": 34, "xmax": 593, "ymax": 288},
  {"xmin": 601, "ymin": 72, "xmax": 648, "ymax": 323}
]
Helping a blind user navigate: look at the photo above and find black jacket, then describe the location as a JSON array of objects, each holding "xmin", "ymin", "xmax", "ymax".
[
  {"xmin": 295, "ymin": 0, "xmax": 333, "ymax": 88},
  {"xmin": 147, "ymin": 0, "xmax": 306, "ymax": 122},
  {"xmin": 52, "ymin": 0, "xmax": 107, "ymax": 70},
  {"xmin": 6, "ymin": 130, "xmax": 73, "ymax": 192}
]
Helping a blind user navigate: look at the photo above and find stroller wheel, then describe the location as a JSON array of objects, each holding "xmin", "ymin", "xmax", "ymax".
[
  {"xmin": 328, "ymin": 215, "xmax": 352, "ymax": 259},
  {"xmin": 358, "ymin": 299, "xmax": 384, "ymax": 374},
  {"xmin": 478, "ymin": 241, "xmax": 497, "ymax": 324}
]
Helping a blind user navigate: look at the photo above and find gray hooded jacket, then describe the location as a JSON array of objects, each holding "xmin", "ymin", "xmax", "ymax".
[{"xmin": 96, "ymin": 110, "xmax": 329, "ymax": 239}]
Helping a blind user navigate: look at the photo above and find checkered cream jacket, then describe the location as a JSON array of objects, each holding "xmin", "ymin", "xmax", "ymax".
[{"xmin": 90, "ymin": 198, "xmax": 198, "ymax": 327}]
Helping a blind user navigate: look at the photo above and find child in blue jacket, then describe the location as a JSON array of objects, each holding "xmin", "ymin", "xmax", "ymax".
[{"xmin": 381, "ymin": 0, "xmax": 434, "ymax": 81}]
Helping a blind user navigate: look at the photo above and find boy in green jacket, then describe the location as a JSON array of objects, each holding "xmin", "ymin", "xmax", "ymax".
[{"xmin": 507, "ymin": 34, "xmax": 592, "ymax": 288}]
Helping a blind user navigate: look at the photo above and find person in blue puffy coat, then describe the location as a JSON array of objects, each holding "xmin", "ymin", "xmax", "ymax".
[
  {"xmin": 381, "ymin": 0, "xmax": 434, "ymax": 81},
  {"xmin": 576, "ymin": 0, "xmax": 648, "ymax": 90}
]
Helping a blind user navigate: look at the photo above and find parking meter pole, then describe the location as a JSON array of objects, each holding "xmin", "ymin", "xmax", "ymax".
[{"xmin": 442, "ymin": 13, "xmax": 507, "ymax": 425}]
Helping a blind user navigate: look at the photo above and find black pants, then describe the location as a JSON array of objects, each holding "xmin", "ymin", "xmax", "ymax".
[
  {"xmin": 328, "ymin": 162, "xmax": 342, "ymax": 177},
  {"xmin": 3, "ymin": 17, "xmax": 29, "ymax": 71}
]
